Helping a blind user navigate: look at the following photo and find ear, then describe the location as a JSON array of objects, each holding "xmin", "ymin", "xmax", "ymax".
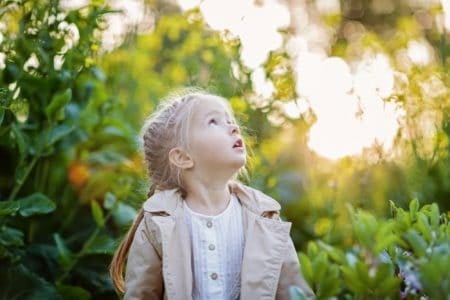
[{"xmin": 169, "ymin": 147, "xmax": 194, "ymax": 169}]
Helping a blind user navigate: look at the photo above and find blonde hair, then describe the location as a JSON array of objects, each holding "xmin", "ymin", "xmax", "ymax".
[{"xmin": 109, "ymin": 89, "xmax": 241, "ymax": 294}]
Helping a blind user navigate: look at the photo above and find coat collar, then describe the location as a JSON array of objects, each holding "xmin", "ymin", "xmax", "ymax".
[{"xmin": 142, "ymin": 181, "xmax": 281, "ymax": 216}]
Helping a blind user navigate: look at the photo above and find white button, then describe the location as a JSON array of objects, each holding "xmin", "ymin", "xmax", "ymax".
[
  {"xmin": 206, "ymin": 220, "xmax": 213, "ymax": 228},
  {"xmin": 208, "ymin": 244, "xmax": 215, "ymax": 251},
  {"xmin": 210, "ymin": 272, "xmax": 218, "ymax": 280}
]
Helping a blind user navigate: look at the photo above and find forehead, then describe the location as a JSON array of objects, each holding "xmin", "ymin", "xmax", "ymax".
[{"xmin": 192, "ymin": 96, "xmax": 232, "ymax": 119}]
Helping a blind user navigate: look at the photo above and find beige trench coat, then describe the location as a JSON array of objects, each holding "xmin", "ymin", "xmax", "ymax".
[{"xmin": 124, "ymin": 182, "xmax": 315, "ymax": 300}]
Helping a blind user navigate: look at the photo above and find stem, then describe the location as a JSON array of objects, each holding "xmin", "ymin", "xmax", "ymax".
[
  {"xmin": 56, "ymin": 207, "xmax": 116, "ymax": 284},
  {"xmin": 7, "ymin": 153, "xmax": 41, "ymax": 201},
  {"xmin": 60, "ymin": 204, "xmax": 80, "ymax": 233},
  {"xmin": 56, "ymin": 226, "xmax": 101, "ymax": 284},
  {"xmin": 8, "ymin": 121, "xmax": 52, "ymax": 201}
]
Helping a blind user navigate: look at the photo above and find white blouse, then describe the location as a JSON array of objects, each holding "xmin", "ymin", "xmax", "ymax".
[{"xmin": 183, "ymin": 193, "xmax": 245, "ymax": 300}]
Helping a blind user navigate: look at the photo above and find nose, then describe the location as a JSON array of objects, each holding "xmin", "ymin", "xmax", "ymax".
[{"xmin": 230, "ymin": 123, "xmax": 240, "ymax": 135}]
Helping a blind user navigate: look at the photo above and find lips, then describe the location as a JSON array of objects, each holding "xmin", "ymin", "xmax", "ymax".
[{"xmin": 233, "ymin": 138, "xmax": 243, "ymax": 148}]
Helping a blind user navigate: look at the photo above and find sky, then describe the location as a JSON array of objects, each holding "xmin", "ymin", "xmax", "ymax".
[{"xmin": 58, "ymin": 0, "xmax": 450, "ymax": 160}]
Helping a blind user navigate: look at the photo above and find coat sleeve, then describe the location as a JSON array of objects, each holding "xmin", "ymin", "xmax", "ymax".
[
  {"xmin": 124, "ymin": 213, "xmax": 164, "ymax": 300},
  {"xmin": 276, "ymin": 237, "xmax": 315, "ymax": 300}
]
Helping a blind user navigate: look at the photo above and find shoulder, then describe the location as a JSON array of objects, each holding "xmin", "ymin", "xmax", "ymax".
[
  {"xmin": 142, "ymin": 188, "xmax": 181, "ymax": 215},
  {"xmin": 229, "ymin": 181, "xmax": 281, "ymax": 215}
]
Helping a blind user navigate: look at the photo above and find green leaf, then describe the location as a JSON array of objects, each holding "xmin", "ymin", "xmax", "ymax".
[
  {"xmin": 298, "ymin": 253, "xmax": 313, "ymax": 285},
  {"xmin": 88, "ymin": 150, "xmax": 128, "ymax": 165},
  {"xmin": 374, "ymin": 264, "xmax": 399, "ymax": 296},
  {"xmin": 375, "ymin": 234, "xmax": 399, "ymax": 254},
  {"xmin": 355, "ymin": 261, "xmax": 370, "ymax": 286},
  {"xmin": 17, "ymin": 193, "xmax": 56, "ymax": 217},
  {"xmin": 289, "ymin": 285, "xmax": 308, "ymax": 300},
  {"xmin": 389, "ymin": 200, "xmax": 398, "ymax": 216},
  {"xmin": 0, "ymin": 264, "xmax": 59, "ymax": 300},
  {"xmin": 429, "ymin": 203, "xmax": 440, "ymax": 228},
  {"xmin": 341, "ymin": 265, "xmax": 366, "ymax": 295},
  {"xmin": 409, "ymin": 199, "xmax": 419, "ymax": 222},
  {"xmin": 91, "ymin": 201, "xmax": 104, "ymax": 227},
  {"xmin": 45, "ymin": 88, "xmax": 72, "ymax": 121},
  {"xmin": 404, "ymin": 229, "xmax": 427, "ymax": 257},
  {"xmin": 112, "ymin": 203, "xmax": 136, "ymax": 226},
  {"xmin": 317, "ymin": 240, "xmax": 346, "ymax": 264},
  {"xmin": 0, "ymin": 108, "xmax": 4, "ymax": 125},
  {"xmin": 73, "ymin": 265, "xmax": 114, "ymax": 291},
  {"xmin": 377, "ymin": 276, "xmax": 401, "ymax": 296},
  {"xmin": 312, "ymin": 251, "xmax": 327, "ymax": 284},
  {"xmin": 317, "ymin": 266, "xmax": 340, "ymax": 298},
  {"xmin": 14, "ymin": 159, "xmax": 28, "ymax": 185},
  {"xmin": 84, "ymin": 235, "xmax": 116, "ymax": 255},
  {"xmin": 375, "ymin": 221, "xmax": 399, "ymax": 253},
  {"xmin": 47, "ymin": 124, "xmax": 75, "ymax": 146},
  {"xmin": 0, "ymin": 226, "xmax": 24, "ymax": 247},
  {"xmin": 53, "ymin": 233, "xmax": 73, "ymax": 269},
  {"xmin": 103, "ymin": 192, "xmax": 116, "ymax": 210},
  {"xmin": 372, "ymin": 263, "xmax": 392, "ymax": 287},
  {"xmin": 416, "ymin": 213, "xmax": 432, "ymax": 242},
  {"xmin": 11, "ymin": 123, "xmax": 27, "ymax": 160},
  {"xmin": 0, "ymin": 201, "xmax": 20, "ymax": 216},
  {"xmin": 56, "ymin": 284, "xmax": 91, "ymax": 300},
  {"xmin": 306, "ymin": 241, "xmax": 318, "ymax": 257}
]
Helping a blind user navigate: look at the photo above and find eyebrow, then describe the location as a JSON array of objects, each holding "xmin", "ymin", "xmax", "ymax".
[{"xmin": 204, "ymin": 110, "xmax": 230, "ymax": 119}]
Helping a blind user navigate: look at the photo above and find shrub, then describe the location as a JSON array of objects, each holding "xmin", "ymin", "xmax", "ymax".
[
  {"xmin": 0, "ymin": 1, "xmax": 139, "ymax": 298},
  {"xmin": 291, "ymin": 199, "xmax": 449, "ymax": 300}
]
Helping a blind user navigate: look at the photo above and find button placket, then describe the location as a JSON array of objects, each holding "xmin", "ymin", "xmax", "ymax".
[{"xmin": 204, "ymin": 218, "xmax": 221, "ymax": 295}]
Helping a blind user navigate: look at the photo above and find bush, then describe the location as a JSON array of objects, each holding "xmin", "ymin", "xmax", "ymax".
[
  {"xmin": 291, "ymin": 199, "xmax": 449, "ymax": 300},
  {"xmin": 0, "ymin": 1, "xmax": 139, "ymax": 298}
]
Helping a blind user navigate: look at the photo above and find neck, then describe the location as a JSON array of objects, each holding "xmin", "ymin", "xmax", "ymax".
[{"xmin": 184, "ymin": 177, "xmax": 231, "ymax": 216}]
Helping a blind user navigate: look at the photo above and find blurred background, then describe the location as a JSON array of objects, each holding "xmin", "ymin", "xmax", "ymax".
[{"xmin": 0, "ymin": 0, "xmax": 449, "ymax": 299}]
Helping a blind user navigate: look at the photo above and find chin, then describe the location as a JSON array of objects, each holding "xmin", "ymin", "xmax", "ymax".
[{"xmin": 230, "ymin": 158, "xmax": 246, "ymax": 171}]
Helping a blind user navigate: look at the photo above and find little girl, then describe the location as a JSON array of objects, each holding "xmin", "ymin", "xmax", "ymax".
[{"xmin": 110, "ymin": 91, "xmax": 314, "ymax": 300}]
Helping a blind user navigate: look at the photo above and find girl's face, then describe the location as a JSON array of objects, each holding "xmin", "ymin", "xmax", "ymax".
[{"xmin": 186, "ymin": 96, "xmax": 246, "ymax": 175}]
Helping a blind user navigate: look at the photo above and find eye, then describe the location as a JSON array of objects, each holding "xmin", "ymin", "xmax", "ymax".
[{"xmin": 208, "ymin": 118, "xmax": 217, "ymax": 125}]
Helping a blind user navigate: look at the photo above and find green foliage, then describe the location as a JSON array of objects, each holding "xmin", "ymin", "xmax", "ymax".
[
  {"xmin": 0, "ymin": 0, "xmax": 139, "ymax": 298},
  {"xmin": 293, "ymin": 199, "xmax": 449, "ymax": 299},
  {"xmin": 100, "ymin": 8, "xmax": 253, "ymax": 129}
]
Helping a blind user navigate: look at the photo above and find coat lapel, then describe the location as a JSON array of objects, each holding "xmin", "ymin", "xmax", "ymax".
[
  {"xmin": 143, "ymin": 190, "xmax": 193, "ymax": 300},
  {"xmin": 240, "ymin": 208, "xmax": 292, "ymax": 299}
]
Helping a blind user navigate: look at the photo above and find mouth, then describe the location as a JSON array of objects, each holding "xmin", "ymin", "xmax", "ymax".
[{"xmin": 233, "ymin": 138, "xmax": 243, "ymax": 149}]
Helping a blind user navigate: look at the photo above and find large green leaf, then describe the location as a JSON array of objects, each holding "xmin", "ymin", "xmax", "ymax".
[
  {"xmin": 0, "ymin": 264, "xmax": 59, "ymax": 300},
  {"xmin": 16, "ymin": 193, "xmax": 56, "ymax": 217},
  {"xmin": 404, "ymin": 229, "xmax": 428, "ymax": 257},
  {"xmin": 0, "ymin": 226, "xmax": 24, "ymax": 247},
  {"xmin": 46, "ymin": 124, "xmax": 75, "ymax": 146},
  {"xmin": 11, "ymin": 122, "xmax": 27, "ymax": 161},
  {"xmin": 289, "ymin": 286, "xmax": 309, "ymax": 300},
  {"xmin": 103, "ymin": 192, "xmax": 117, "ymax": 210},
  {"xmin": 298, "ymin": 253, "xmax": 313, "ymax": 285},
  {"xmin": 90, "ymin": 201, "xmax": 104, "ymax": 227},
  {"xmin": 45, "ymin": 88, "xmax": 72, "ymax": 121},
  {"xmin": 0, "ymin": 107, "xmax": 4, "ymax": 125},
  {"xmin": 112, "ymin": 203, "xmax": 137, "ymax": 227},
  {"xmin": 84, "ymin": 235, "xmax": 116, "ymax": 255},
  {"xmin": 0, "ymin": 201, "xmax": 20, "ymax": 216},
  {"xmin": 53, "ymin": 233, "xmax": 74, "ymax": 269}
]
